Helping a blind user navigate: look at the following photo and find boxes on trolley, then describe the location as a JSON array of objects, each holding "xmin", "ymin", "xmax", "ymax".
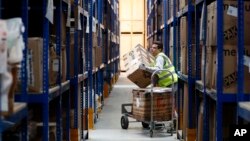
[{"xmin": 132, "ymin": 87, "xmax": 172, "ymax": 121}]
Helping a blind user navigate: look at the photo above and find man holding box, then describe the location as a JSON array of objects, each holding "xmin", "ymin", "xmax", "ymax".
[
  {"xmin": 139, "ymin": 41, "xmax": 178, "ymax": 130},
  {"xmin": 140, "ymin": 41, "xmax": 178, "ymax": 87}
]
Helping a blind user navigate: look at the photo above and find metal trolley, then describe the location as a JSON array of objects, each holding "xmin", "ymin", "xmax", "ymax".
[{"xmin": 120, "ymin": 69, "xmax": 177, "ymax": 137}]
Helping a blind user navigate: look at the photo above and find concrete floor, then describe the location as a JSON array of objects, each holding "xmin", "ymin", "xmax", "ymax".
[{"xmin": 88, "ymin": 73, "xmax": 178, "ymax": 141}]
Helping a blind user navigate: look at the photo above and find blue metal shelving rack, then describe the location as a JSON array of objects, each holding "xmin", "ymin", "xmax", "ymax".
[
  {"xmin": 194, "ymin": 0, "xmax": 250, "ymax": 141},
  {"xmin": 149, "ymin": 0, "xmax": 250, "ymax": 141},
  {"xmin": 0, "ymin": 0, "xmax": 28, "ymax": 140},
  {"xmin": 236, "ymin": 0, "xmax": 250, "ymax": 131},
  {"xmin": 0, "ymin": 0, "xmax": 120, "ymax": 140}
]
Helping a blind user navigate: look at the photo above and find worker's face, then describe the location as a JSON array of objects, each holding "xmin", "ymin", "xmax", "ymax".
[{"xmin": 150, "ymin": 44, "xmax": 161, "ymax": 57}]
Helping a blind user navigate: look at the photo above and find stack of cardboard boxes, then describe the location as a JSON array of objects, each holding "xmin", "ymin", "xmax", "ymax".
[
  {"xmin": 179, "ymin": 16, "xmax": 196, "ymax": 76},
  {"xmin": 123, "ymin": 44, "xmax": 154, "ymax": 88},
  {"xmin": 199, "ymin": 1, "xmax": 250, "ymax": 141},
  {"xmin": 17, "ymin": 38, "xmax": 67, "ymax": 93},
  {"xmin": 203, "ymin": 1, "xmax": 250, "ymax": 93}
]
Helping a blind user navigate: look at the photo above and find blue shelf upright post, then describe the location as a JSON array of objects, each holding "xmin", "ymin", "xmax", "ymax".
[
  {"xmin": 195, "ymin": 2, "xmax": 202, "ymax": 141},
  {"xmin": 100, "ymin": 0, "xmax": 105, "ymax": 106},
  {"xmin": 79, "ymin": 3, "xmax": 84, "ymax": 140},
  {"xmin": 21, "ymin": 0, "xmax": 28, "ymax": 139},
  {"xmin": 163, "ymin": 0, "xmax": 168, "ymax": 55},
  {"xmin": 21, "ymin": 0, "xmax": 28, "ymax": 102},
  {"xmin": 97, "ymin": 0, "xmax": 102, "ymax": 110},
  {"xmin": 87, "ymin": 0, "xmax": 94, "ymax": 132},
  {"xmin": 237, "ymin": 0, "xmax": 245, "ymax": 124},
  {"xmin": 173, "ymin": 0, "xmax": 177, "ymax": 68},
  {"xmin": 84, "ymin": 0, "xmax": 90, "ymax": 138},
  {"xmin": 65, "ymin": 3, "xmax": 71, "ymax": 140},
  {"xmin": 216, "ymin": 0, "xmax": 224, "ymax": 141},
  {"xmin": 55, "ymin": 1, "xmax": 62, "ymax": 140},
  {"xmin": 73, "ymin": 0, "xmax": 80, "ymax": 130},
  {"xmin": 187, "ymin": 0, "xmax": 195, "ymax": 129},
  {"xmin": 42, "ymin": 0, "xmax": 50, "ymax": 140},
  {"xmin": 198, "ymin": 1, "xmax": 210, "ymax": 141}
]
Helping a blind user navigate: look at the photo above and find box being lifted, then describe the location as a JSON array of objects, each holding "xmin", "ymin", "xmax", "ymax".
[
  {"xmin": 132, "ymin": 87, "xmax": 172, "ymax": 121},
  {"xmin": 123, "ymin": 44, "xmax": 155, "ymax": 88}
]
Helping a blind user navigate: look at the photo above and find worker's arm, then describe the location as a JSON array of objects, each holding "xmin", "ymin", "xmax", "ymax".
[{"xmin": 144, "ymin": 56, "xmax": 164, "ymax": 73}]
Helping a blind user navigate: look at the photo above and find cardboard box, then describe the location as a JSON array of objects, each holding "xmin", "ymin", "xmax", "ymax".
[
  {"xmin": 123, "ymin": 44, "xmax": 154, "ymax": 71},
  {"xmin": 61, "ymin": 45, "xmax": 67, "ymax": 82},
  {"xmin": 93, "ymin": 46, "xmax": 103, "ymax": 68},
  {"xmin": 127, "ymin": 63, "xmax": 152, "ymax": 88},
  {"xmin": 197, "ymin": 101, "xmax": 204, "ymax": 141},
  {"xmin": 125, "ymin": 44, "xmax": 155, "ymax": 88},
  {"xmin": 26, "ymin": 38, "xmax": 62, "ymax": 92},
  {"xmin": 206, "ymin": 1, "xmax": 250, "ymax": 46},
  {"xmin": 180, "ymin": 16, "xmax": 187, "ymax": 47},
  {"xmin": 132, "ymin": 88, "xmax": 172, "ymax": 121},
  {"xmin": 179, "ymin": 0, "xmax": 188, "ymax": 10},
  {"xmin": 182, "ymin": 84, "xmax": 188, "ymax": 138},
  {"xmin": 180, "ymin": 46, "xmax": 187, "ymax": 74},
  {"xmin": 49, "ymin": 45, "xmax": 59, "ymax": 87},
  {"xmin": 211, "ymin": 45, "xmax": 250, "ymax": 93},
  {"xmin": 206, "ymin": 46, "xmax": 213, "ymax": 88},
  {"xmin": 70, "ymin": 44, "xmax": 74, "ymax": 77},
  {"xmin": 27, "ymin": 38, "xmax": 43, "ymax": 92},
  {"xmin": 169, "ymin": 46, "xmax": 174, "ymax": 63}
]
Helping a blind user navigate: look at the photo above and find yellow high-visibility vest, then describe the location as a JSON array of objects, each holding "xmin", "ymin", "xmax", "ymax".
[{"xmin": 154, "ymin": 52, "xmax": 178, "ymax": 87}]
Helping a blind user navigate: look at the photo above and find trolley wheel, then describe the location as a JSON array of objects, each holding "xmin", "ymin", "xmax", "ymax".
[
  {"xmin": 150, "ymin": 130, "xmax": 153, "ymax": 137},
  {"xmin": 121, "ymin": 116, "xmax": 129, "ymax": 129},
  {"xmin": 141, "ymin": 122, "xmax": 149, "ymax": 128}
]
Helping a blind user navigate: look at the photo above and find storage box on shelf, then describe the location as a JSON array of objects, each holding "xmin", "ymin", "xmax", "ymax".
[
  {"xmin": 69, "ymin": 31, "xmax": 83, "ymax": 77},
  {"xmin": 209, "ymin": 45, "xmax": 250, "ymax": 93},
  {"xmin": 206, "ymin": 1, "xmax": 250, "ymax": 47},
  {"xmin": 179, "ymin": 16, "xmax": 196, "ymax": 76},
  {"xmin": 14, "ymin": 38, "xmax": 67, "ymax": 93},
  {"xmin": 178, "ymin": 0, "xmax": 195, "ymax": 10},
  {"xmin": 201, "ymin": 1, "xmax": 250, "ymax": 93},
  {"xmin": 179, "ymin": 0, "xmax": 188, "ymax": 10},
  {"xmin": 182, "ymin": 84, "xmax": 196, "ymax": 141}
]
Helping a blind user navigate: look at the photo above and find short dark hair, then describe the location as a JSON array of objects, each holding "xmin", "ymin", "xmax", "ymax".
[{"xmin": 152, "ymin": 41, "xmax": 163, "ymax": 51}]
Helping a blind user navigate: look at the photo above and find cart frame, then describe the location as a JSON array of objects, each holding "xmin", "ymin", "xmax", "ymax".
[{"xmin": 120, "ymin": 69, "xmax": 178, "ymax": 137}]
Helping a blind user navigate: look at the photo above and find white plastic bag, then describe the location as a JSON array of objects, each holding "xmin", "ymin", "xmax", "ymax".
[
  {"xmin": 0, "ymin": 71, "xmax": 13, "ymax": 112},
  {"xmin": 0, "ymin": 20, "xmax": 8, "ymax": 73},
  {"xmin": 5, "ymin": 18, "xmax": 25, "ymax": 64},
  {"xmin": 0, "ymin": 18, "xmax": 25, "ymax": 112}
]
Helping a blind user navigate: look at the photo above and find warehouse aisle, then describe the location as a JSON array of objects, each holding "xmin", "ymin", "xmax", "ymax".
[{"xmin": 88, "ymin": 73, "xmax": 178, "ymax": 141}]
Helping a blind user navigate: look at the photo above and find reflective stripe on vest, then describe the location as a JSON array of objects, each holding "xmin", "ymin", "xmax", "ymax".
[{"xmin": 158, "ymin": 69, "xmax": 176, "ymax": 81}]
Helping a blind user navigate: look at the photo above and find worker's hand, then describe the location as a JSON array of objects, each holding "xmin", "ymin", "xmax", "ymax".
[{"xmin": 139, "ymin": 63, "xmax": 146, "ymax": 70}]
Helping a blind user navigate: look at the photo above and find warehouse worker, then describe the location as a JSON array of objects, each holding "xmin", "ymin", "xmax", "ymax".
[
  {"xmin": 140, "ymin": 41, "xmax": 178, "ymax": 87},
  {"xmin": 140, "ymin": 41, "xmax": 178, "ymax": 130}
]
